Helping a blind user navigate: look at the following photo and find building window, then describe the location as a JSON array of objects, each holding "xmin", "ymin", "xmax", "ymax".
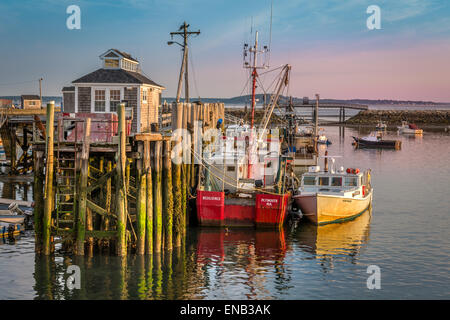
[
  {"xmin": 94, "ymin": 90, "xmax": 106, "ymax": 112},
  {"xmin": 143, "ymin": 89, "xmax": 148, "ymax": 102},
  {"xmin": 105, "ymin": 59, "xmax": 119, "ymax": 68},
  {"xmin": 29, "ymin": 101, "xmax": 36, "ymax": 106},
  {"xmin": 110, "ymin": 90, "xmax": 120, "ymax": 112}
]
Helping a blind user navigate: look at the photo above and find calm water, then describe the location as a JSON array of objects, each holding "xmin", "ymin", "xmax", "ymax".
[{"xmin": 0, "ymin": 126, "xmax": 449, "ymax": 299}]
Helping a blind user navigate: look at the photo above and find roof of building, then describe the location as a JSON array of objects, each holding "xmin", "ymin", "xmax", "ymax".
[
  {"xmin": 21, "ymin": 95, "xmax": 40, "ymax": 100},
  {"xmin": 72, "ymin": 68, "xmax": 164, "ymax": 88},
  {"xmin": 62, "ymin": 86, "xmax": 75, "ymax": 92},
  {"xmin": 101, "ymin": 49, "xmax": 139, "ymax": 63}
]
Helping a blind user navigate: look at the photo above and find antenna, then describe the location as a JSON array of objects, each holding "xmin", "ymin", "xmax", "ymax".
[{"xmin": 268, "ymin": 0, "xmax": 273, "ymax": 67}]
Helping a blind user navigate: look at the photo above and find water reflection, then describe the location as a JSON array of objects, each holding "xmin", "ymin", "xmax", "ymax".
[
  {"xmin": 294, "ymin": 208, "xmax": 372, "ymax": 270},
  {"xmin": 31, "ymin": 215, "xmax": 372, "ymax": 300}
]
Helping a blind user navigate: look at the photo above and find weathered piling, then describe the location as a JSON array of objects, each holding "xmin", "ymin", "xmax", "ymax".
[
  {"xmin": 173, "ymin": 103, "xmax": 183, "ymax": 248},
  {"xmin": 153, "ymin": 141, "xmax": 162, "ymax": 253},
  {"xmin": 116, "ymin": 103, "xmax": 128, "ymax": 256},
  {"xmin": 33, "ymin": 150, "xmax": 44, "ymax": 253},
  {"xmin": 43, "ymin": 102, "xmax": 55, "ymax": 255},
  {"xmin": 162, "ymin": 139, "xmax": 173, "ymax": 251},
  {"xmin": 136, "ymin": 141, "xmax": 146, "ymax": 255},
  {"xmin": 144, "ymin": 141, "xmax": 153, "ymax": 254},
  {"xmin": 33, "ymin": 100, "xmax": 224, "ymax": 257},
  {"xmin": 75, "ymin": 118, "xmax": 91, "ymax": 255}
]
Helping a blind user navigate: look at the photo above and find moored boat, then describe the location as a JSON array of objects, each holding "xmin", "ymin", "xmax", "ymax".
[
  {"xmin": 375, "ymin": 120, "xmax": 387, "ymax": 131},
  {"xmin": 293, "ymin": 155, "xmax": 373, "ymax": 225},
  {"xmin": 0, "ymin": 222, "xmax": 22, "ymax": 238},
  {"xmin": 352, "ymin": 132, "xmax": 401, "ymax": 149},
  {"xmin": 196, "ymin": 32, "xmax": 291, "ymax": 228},
  {"xmin": 398, "ymin": 121, "xmax": 423, "ymax": 134}
]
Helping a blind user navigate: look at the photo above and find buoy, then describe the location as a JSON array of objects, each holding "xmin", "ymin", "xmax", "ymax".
[{"xmin": 346, "ymin": 168, "xmax": 351, "ymax": 173}]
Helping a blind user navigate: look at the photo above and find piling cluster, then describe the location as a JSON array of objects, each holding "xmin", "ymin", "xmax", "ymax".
[{"xmin": 33, "ymin": 101, "xmax": 224, "ymax": 256}]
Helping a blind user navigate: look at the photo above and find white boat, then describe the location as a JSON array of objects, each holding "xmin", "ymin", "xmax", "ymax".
[
  {"xmin": 375, "ymin": 120, "xmax": 387, "ymax": 130},
  {"xmin": 293, "ymin": 155, "xmax": 373, "ymax": 225},
  {"xmin": 317, "ymin": 129, "xmax": 331, "ymax": 145},
  {"xmin": 397, "ymin": 121, "xmax": 423, "ymax": 134}
]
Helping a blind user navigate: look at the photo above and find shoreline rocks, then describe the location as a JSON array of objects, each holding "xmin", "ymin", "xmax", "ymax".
[{"xmin": 346, "ymin": 110, "xmax": 450, "ymax": 125}]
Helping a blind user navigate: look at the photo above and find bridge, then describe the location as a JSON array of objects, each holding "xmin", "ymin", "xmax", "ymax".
[{"xmin": 278, "ymin": 103, "xmax": 368, "ymax": 123}]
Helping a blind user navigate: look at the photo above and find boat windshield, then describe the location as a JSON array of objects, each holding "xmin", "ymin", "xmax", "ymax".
[
  {"xmin": 303, "ymin": 176, "xmax": 316, "ymax": 185},
  {"xmin": 344, "ymin": 177, "xmax": 358, "ymax": 187},
  {"xmin": 331, "ymin": 177, "xmax": 342, "ymax": 186},
  {"xmin": 318, "ymin": 177, "xmax": 329, "ymax": 186}
]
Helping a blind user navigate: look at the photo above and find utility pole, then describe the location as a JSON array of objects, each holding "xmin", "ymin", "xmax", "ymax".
[
  {"xmin": 168, "ymin": 22, "xmax": 200, "ymax": 103},
  {"xmin": 39, "ymin": 78, "xmax": 43, "ymax": 108}
]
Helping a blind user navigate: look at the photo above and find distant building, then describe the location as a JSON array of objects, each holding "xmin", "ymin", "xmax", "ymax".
[
  {"xmin": 62, "ymin": 48, "xmax": 165, "ymax": 133},
  {"xmin": 0, "ymin": 99, "xmax": 12, "ymax": 108},
  {"xmin": 21, "ymin": 95, "xmax": 41, "ymax": 109}
]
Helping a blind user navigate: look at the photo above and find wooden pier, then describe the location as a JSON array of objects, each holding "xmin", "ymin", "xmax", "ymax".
[
  {"xmin": 280, "ymin": 102, "xmax": 368, "ymax": 124},
  {"xmin": 32, "ymin": 101, "xmax": 224, "ymax": 256}
]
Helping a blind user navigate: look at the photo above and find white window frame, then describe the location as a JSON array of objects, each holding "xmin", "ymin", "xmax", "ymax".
[
  {"xmin": 93, "ymin": 89, "xmax": 106, "ymax": 112},
  {"xmin": 109, "ymin": 89, "xmax": 121, "ymax": 112},
  {"xmin": 91, "ymin": 87, "xmax": 124, "ymax": 113},
  {"xmin": 142, "ymin": 88, "xmax": 148, "ymax": 103}
]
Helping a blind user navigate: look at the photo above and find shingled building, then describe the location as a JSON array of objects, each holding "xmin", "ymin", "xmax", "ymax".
[{"xmin": 62, "ymin": 49, "xmax": 165, "ymax": 133}]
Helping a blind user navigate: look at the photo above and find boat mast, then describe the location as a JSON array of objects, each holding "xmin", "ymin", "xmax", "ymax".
[
  {"xmin": 250, "ymin": 31, "xmax": 258, "ymax": 129},
  {"xmin": 243, "ymin": 31, "xmax": 268, "ymax": 178}
]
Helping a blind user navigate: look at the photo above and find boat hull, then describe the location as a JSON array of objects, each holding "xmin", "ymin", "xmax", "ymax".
[
  {"xmin": 293, "ymin": 191, "xmax": 372, "ymax": 225},
  {"xmin": 196, "ymin": 190, "xmax": 289, "ymax": 227},
  {"xmin": 398, "ymin": 128, "xmax": 423, "ymax": 134},
  {"xmin": 0, "ymin": 223, "xmax": 21, "ymax": 238},
  {"xmin": 0, "ymin": 215, "xmax": 25, "ymax": 224},
  {"xmin": 353, "ymin": 137, "xmax": 401, "ymax": 149}
]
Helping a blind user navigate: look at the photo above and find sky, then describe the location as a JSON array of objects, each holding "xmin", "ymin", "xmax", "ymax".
[{"xmin": 0, "ymin": 0, "xmax": 449, "ymax": 102}]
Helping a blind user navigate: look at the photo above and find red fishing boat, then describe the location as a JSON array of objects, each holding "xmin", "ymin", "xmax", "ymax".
[{"xmin": 196, "ymin": 31, "xmax": 291, "ymax": 228}]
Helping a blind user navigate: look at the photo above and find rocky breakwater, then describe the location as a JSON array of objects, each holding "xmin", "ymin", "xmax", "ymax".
[{"xmin": 346, "ymin": 110, "xmax": 450, "ymax": 125}]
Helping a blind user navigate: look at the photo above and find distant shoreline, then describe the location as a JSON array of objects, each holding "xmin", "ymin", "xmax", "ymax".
[{"xmin": 345, "ymin": 110, "xmax": 450, "ymax": 125}]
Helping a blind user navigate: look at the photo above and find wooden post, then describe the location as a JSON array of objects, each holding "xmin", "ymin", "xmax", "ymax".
[
  {"xmin": 75, "ymin": 118, "xmax": 91, "ymax": 255},
  {"xmin": 190, "ymin": 103, "xmax": 197, "ymax": 189},
  {"xmin": 144, "ymin": 141, "xmax": 153, "ymax": 254},
  {"xmin": 43, "ymin": 102, "xmax": 54, "ymax": 255},
  {"xmin": 101, "ymin": 160, "xmax": 112, "ymax": 249},
  {"xmin": 153, "ymin": 141, "xmax": 162, "ymax": 253},
  {"xmin": 33, "ymin": 150, "xmax": 44, "ymax": 253},
  {"xmin": 116, "ymin": 103, "xmax": 127, "ymax": 256},
  {"xmin": 173, "ymin": 103, "xmax": 183, "ymax": 248},
  {"xmin": 136, "ymin": 141, "xmax": 146, "ymax": 255},
  {"xmin": 10, "ymin": 126, "xmax": 17, "ymax": 173},
  {"xmin": 162, "ymin": 139, "xmax": 173, "ymax": 251}
]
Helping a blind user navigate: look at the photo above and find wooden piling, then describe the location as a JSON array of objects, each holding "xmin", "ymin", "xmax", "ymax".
[
  {"xmin": 116, "ymin": 103, "xmax": 127, "ymax": 256},
  {"xmin": 173, "ymin": 103, "xmax": 183, "ymax": 247},
  {"xmin": 43, "ymin": 102, "xmax": 54, "ymax": 255},
  {"xmin": 75, "ymin": 118, "xmax": 91, "ymax": 256},
  {"xmin": 162, "ymin": 139, "xmax": 173, "ymax": 251},
  {"xmin": 101, "ymin": 160, "xmax": 112, "ymax": 249},
  {"xmin": 33, "ymin": 150, "xmax": 44, "ymax": 253},
  {"xmin": 144, "ymin": 141, "xmax": 153, "ymax": 254},
  {"xmin": 136, "ymin": 141, "xmax": 146, "ymax": 255},
  {"xmin": 153, "ymin": 141, "xmax": 162, "ymax": 253}
]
